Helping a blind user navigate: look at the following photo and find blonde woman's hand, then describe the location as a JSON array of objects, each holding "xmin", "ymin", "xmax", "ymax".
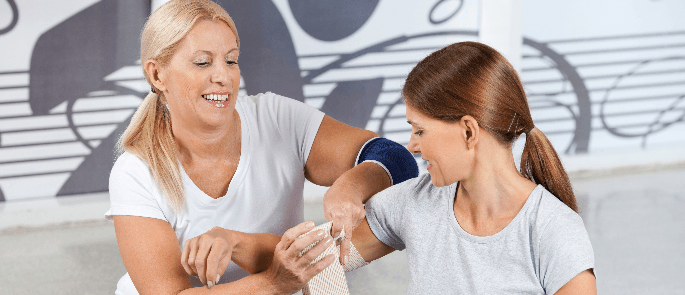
[
  {"xmin": 181, "ymin": 226, "xmax": 235, "ymax": 288},
  {"xmin": 265, "ymin": 221, "xmax": 336, "ymax": 294},
  {"xmin": 323, "ymin": 179, "xmax": 366, "ymax": 266}
]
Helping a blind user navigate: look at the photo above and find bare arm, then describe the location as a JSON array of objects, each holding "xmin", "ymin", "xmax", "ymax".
[
  {"xmin": 350, "ymin": 218, "xmax": 396, "ymax": 262},
  {"xmin": 554, "ymin": 269, "xmax": 596, "ymax": 295},
  {"xmin": 180, "ymin": 227, "xmax": 281, "ymax": 285},
  {"xmin": 304, "ymin": 115, "xmax": 387, "ymax": 190},
  {"xmin": 114, "ymin": 216, "xmax": 333, "ymax": 294},
  {"xmin": 305, "ymin": 115, "xmax": 392, "ymax": 264}
]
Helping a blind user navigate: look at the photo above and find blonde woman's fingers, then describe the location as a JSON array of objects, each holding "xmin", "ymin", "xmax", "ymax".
[{"xmin": 278, "ymin": 221, "xmax": 315, "ymax": 252}]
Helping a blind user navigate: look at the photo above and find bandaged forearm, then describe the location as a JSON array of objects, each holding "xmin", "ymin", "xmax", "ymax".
[
  {"xmin": 356, "ymin": 138, "xmax": 418, "ymax": 185},
  {"xmin": 299, "ymin": 222, "xmax": 369, "ymax": 295}
]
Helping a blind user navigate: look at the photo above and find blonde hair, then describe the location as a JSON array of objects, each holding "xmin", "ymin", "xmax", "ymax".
[{"xmin": 118, "ymin": 0, "xmax": 239, "ymax": 212}]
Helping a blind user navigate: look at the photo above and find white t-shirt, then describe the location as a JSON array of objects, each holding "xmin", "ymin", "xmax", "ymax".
[
  {"xmin": 105, "ymin": 92, "xmax": 325, "ymax": 294},
  {"xmin": 366, "ymin": 173, "xmax": 595, "ymax": 294}
]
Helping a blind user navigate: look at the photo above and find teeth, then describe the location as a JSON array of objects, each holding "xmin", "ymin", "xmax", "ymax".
[{"xmin": 203, "ymin": 94, "xmax": 228, "ymax": 102}]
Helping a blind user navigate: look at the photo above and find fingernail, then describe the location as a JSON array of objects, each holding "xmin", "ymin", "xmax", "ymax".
[
  {"xmin": 344, "ymin": 255, "xmax": 348, "ymax": 265},
  {"xmin": 216, "ymin": 274, "xmax": 220, "ymax": 284},
  {"xmin": 306, "ymin": 221, "xmax": 315, "ymax": 229},
  {"xmin": 207, "ymin": 280, "xmax": 214, "ymax": 289},
  {"xmin": 317, "ymin": 230, "xmax": 324, "ymax": 236},
  {"xmin": 326, "ymin": 237, "xmax": 333, "ymax": 244}
]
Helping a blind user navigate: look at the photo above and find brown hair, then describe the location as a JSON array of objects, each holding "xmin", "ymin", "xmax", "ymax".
[
  {"xmin": 403, "ymin": 42, "xmax": 577, "ymax": 212},
  {"xmin": 118, "ymin": 0, "xmax": 239, "ymax": 212}
]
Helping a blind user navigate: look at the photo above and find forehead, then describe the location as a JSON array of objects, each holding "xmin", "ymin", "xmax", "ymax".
[
  {"xmin": 405, "ymin": 105, "xmax": 429, "ymax": 123},
  {"xmin": 178, "ymin": 19, "xmax": 238, "ymax": 54}
]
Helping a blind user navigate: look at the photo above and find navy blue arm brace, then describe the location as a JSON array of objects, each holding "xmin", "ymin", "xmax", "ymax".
[{"xmin": 355, "ymin": 137, "xmax": 419, "ymax": 185}]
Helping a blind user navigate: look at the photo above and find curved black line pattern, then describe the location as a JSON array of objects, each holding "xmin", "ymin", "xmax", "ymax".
[
  {"xmin": 303, "ymin": 30, "xmax": 478, "ymax": 84},
  {"xmin": 377, "ymin": 92, "xmax": 405, "ymax": 138},
  {"xmin": 524, "ymin": 38, "xmax": 592, "ymax": 153},
  {"xmin": 599, "ymin": 56, "xmax": 685, "ymax": 145},
  {"xmin": 0, "ymin": 0, "xmax": 18, "ymax": 35},
  {"xmin": 429, "ymin": 0, "xmax": 464, "ymax": 25},
  {"xmin": 305, "ymin": 31, "xmax": 592, "ymax": 154}
]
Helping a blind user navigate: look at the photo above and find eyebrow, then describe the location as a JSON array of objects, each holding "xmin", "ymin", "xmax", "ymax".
[
  {"xmin": 193, "ymin": 48, "xmax": 240, "ymax": 56},
  {"xmin": 407, "ymin": 120, "xmax": 421, "ymax": 127}
]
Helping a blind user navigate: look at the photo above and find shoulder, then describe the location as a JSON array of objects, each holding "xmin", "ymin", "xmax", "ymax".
[
  {"xmin": 111, "ymin": 152, "xmax": 152, "ymax": 180},
  {"xmin": 529, "ymin": 188, "xmax": 594, "ymax": 293},
  {"xmin": 237, "ymin": 92, "xmax": 306, "ymax": 112},
  {"xmin": 528, "ymin": 187, "xmax": 585, "ymax": 237},
  {"xmin": 367, "ymin": 173, "xmax": 442, "ymax": 209},
  {"xmin": 237, "ymin": 92, "xmax": 323, "ymax": 128}
]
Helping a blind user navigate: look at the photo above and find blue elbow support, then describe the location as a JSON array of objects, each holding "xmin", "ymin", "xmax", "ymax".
[{"xmin": 356, "ymin": 138, "xmax": 419, "ymax": 185}]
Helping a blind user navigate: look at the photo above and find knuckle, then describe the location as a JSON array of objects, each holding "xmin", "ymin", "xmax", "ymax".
[{"xmin": 297, "ymin": 273, "xmax": 307, "ymax": 284}]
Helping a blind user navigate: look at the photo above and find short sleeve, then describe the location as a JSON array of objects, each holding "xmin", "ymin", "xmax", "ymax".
[
  {"xmin": 364, "ymin": 179, "xmax": 417, "ymax": 251},
  {"xmin": 105, "ymin": 153, "xmax": 169, "ymax": 222},
  {"xmin": 538, "ymin": 208, "xmax": 595, "ymax": 294},
  {"xmin": 269, "ymin": 93, "xmax": 325, "ymax": 166}
]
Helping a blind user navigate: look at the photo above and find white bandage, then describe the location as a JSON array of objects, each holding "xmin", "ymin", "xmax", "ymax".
[{"xmin": 299, "ymin": 222, "xmax": 369, "ymax": 295}]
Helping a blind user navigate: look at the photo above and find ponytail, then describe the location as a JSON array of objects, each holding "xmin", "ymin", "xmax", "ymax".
[
  {"xmin": 520, "ymin": 127, "xmax": 577, "ymax": 212},
  {"xmin": 117, "ymin": 92, "xmax": 185, "ymax": 213}
]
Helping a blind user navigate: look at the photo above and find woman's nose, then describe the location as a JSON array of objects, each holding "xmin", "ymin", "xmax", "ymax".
[
  {"xmin": 210, "ymin": 63, "xmax": 230, "ymax": 86},
  {"xmin": 407, "ymin": 135, "xmax": 420, "ymax": 154}
]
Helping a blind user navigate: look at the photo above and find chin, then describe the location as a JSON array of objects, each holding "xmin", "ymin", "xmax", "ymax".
[
  {"xmin": 429, "ymin": 172, "xmax": 457, "ymax": 188},
  {"xmin": 429, "ymin": 174, "xmax": 446, "ymax": 187}
]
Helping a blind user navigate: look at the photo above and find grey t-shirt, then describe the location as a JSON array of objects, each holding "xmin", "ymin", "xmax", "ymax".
[{"xmin": 365, "ymin": 173, "xmax": 594, "ymax": 294}]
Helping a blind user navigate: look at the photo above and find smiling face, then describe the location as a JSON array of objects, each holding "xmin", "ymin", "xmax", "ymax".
[
  {"xmin": 406, "ymin": 105, "xmax": 475, "ymax": 187},
  {"xmin": 154, "ymin": 19, "xmax": 241, "ymax": 129}
]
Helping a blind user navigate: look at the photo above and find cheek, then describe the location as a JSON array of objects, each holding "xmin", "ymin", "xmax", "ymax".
[{"xmin": 232, "ymin": 68, "xmax": 241, "ymax": 89}]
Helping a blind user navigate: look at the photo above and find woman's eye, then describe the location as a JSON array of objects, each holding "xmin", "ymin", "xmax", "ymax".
[
  {"xmin": 194, "ymin": 61, "xmax": 210, "ymax": 67},
  {"xmin": 226, "ymin": 60, "xmax": 238, "ymax": 66},
  {"xmin": 414, "ymin": 130, "xmax": 423, "ymax": 136}
]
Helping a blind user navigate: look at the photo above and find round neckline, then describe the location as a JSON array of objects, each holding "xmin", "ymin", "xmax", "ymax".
[
  {"xmin": 447, "ymin": 183, "xmax": 542, "ymax": 244},
  {"xmin": 181, "ymin": 99, "xmax": 252, "ymax": 207}
]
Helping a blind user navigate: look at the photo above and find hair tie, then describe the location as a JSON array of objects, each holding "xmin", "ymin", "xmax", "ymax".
[{"xmin": 151, "ymin": 87, "xmax": 157, "ymax": 94}]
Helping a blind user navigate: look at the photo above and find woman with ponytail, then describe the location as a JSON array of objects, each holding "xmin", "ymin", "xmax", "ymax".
[
  {"xmin": 348, "ymin": 42, "xmax": 596, "ymax": 294},
  {"xmin": 105, "ymin": 0, "xmax": 418, "ymax": 294}
]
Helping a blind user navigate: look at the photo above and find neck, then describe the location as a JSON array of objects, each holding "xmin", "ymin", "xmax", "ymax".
[
  {"xmin": 173, "ymin": 109, "xmax": 241, "ymax": 164},
  {"xmin": 455, "ymin": 141, "xmax": 536, "ymax": 224}
]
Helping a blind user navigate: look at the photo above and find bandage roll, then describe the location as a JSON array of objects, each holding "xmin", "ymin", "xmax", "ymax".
[{"xmin": 299, "ymin": 222, "xmax": 369, "ymax": 295}]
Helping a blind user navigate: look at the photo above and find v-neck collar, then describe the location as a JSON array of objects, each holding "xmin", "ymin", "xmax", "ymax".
[{"xmin": 180, "ymin": 102, "xmax": 252, "ymax": 207}]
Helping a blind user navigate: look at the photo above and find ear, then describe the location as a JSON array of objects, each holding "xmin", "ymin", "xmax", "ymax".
[
  {"xmin": 143, "ymin": 59, "xmax": 167, "ymax": 93},
  {"xmin": 460, "ymin": 115, "xmax": 480, "ymax": 150}
]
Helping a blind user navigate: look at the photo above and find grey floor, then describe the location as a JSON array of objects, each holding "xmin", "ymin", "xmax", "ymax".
[{"xmin": 1, "ymin": 166, "xmax": 684, "ymax": 294}]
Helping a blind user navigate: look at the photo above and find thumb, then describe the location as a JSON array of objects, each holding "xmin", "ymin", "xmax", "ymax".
[{"xmin": 330, "ymin": 217, "xmax": 345, "ymax": 239}]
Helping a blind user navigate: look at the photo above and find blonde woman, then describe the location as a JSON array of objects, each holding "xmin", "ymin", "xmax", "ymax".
[
  {"xmin": 348, "ymin": 42, "xmax": 597, "ymax": 294},
  {"xmin": 105, "ymin": 0, "xmax": 417, "ymax": 294}
]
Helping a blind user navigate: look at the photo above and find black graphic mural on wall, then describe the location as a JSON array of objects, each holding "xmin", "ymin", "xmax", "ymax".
[
  {"xmin": 1, "ymin": 0, "xmax": 684, "ymax": 201},
  {"xmin": 28, "ymin": 0, "xmax": 149, "ymax": 196},
  {"xmin": 0, "ymin": 0, "xmax": 18, "ymax": 35},
  {"xmin": 218, "ymin": 0, "xmax": 305, "ymax": 102}
]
